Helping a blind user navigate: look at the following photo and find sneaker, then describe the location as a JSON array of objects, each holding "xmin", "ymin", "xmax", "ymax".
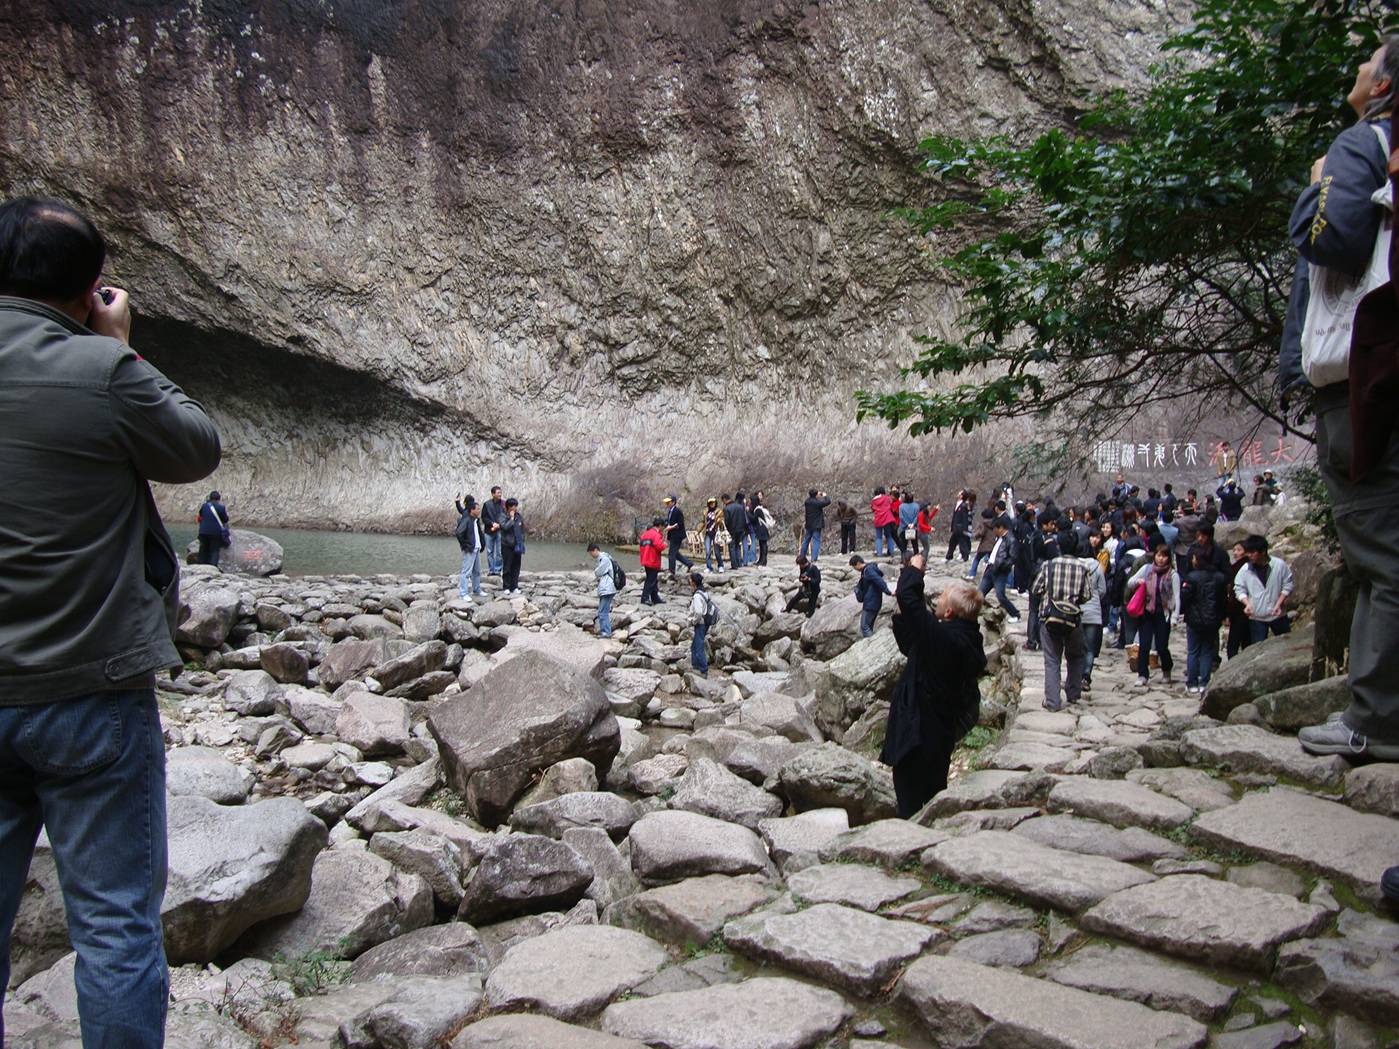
[
  {"xmin": 1298, "ymin": 719, "xmax": 1399, "ymax": 761},
  {"xmin": 1007, "ymin": 616, "xmax": 1021, "ymax": 624},
  {"xmin": 1137, "ymin": 676, "xmax": 1149, "ymax": 688},
  {"xmin": 1042, "ymin": 702, "xmax": 1062, "ymax": 712}
]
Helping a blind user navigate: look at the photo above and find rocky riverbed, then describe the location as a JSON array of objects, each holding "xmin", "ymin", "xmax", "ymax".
[{"xmin": 5, "ymin": 528, "xmax": 1397, "ymax": 1048}]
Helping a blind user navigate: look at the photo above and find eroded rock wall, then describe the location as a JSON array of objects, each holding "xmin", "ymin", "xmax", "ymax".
[{"xmin": 0, "ymin": 0, "xmax": 1182, "ymax": 533}]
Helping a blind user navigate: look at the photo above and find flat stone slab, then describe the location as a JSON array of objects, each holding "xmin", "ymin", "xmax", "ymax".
[
  {"xmin": 1276, "ymin": 908, "xmax": 1399, "ymax": 1027},
  {"xmin": 605, "ymin": 875, "xmax": 776, "ymax": 947},
  {"xmin": 1080, "ymin": 874, "xmax": 1330, "ymax": 972},
  {"xmin": 484, "ymin": 925, "xmax": 668, "ymax": 1020},
  {"xmin": 1014, "ymin": 710, "xmax": 1078, "ymax": 735},
  {"xmin": 898, "ymin": 955, "xmax": 1207, "ymax": 1049},
  {"xmin": 820, "ymin": 819, "xmax": 949, "ymax": 868},
  {"xmin": 757, "ymin": 809, "xmax": 850, "ymax": 869},
  {"xmin": 601, "ymin": 976, "xmax": 853, "ymax": 1049},
  {"xmin": 786, "ymin": 863, "xmax": 921, "ymax": 911},
  {"xmin": 920, "ymin": 770, "xmax": 1026, "ymax": 818},
  {"xmin": 921, "ymin": 830, "xmax": 1155, "ymax": 914},
  {"xmin": 1043, "ymin": 943, "xmax": 1238, "ymax": 1023},
  {"xmin": 722, "ymin": 902, "xmax": 935, "ymax": 995},
  {"xmin": 1180, "ymin": 725, "xmax": 1348, "ymax": 789},
  {"xmin": 455, "ymin": 1014, "xmax": 650, "ymax": 1048},
  {"xmin": 947, "ymin": 928, "xmax": 1040, "ymax": 968},
  {"xmin": 1047, "ymin": 777, "xmax": 1193, "ymax": 832},
  {"xmin": 1011, "ymin": 815, "xmax": 1186, "ymax": 863},
  {"xmin": 986, "ymin": 741, "xmax": 1077, "ymax": 772},
  {"xmin": 628, "ymin": 810, "xmax": 772, "ymax": 885},
  {"xmin": 1191, "ymin": 787, "xmax": 1399, "ymax": 902},
  {"xmin": 1126, "ymin": 768, "xmax": 1236, "ymax": 813}
]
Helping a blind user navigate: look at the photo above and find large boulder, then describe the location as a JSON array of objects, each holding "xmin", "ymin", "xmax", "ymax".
[
  {"xmin": 222, "ymin": 669, "xmax": 282, "ymax": 716},
  {"xmin": 493, "ymin": 623, "xmax": 611, "ymax": 680},
  {"xmin": 627, "ymin": 810, "xmax": 773, "ymax": 885},
  {"xmin": 185, "ymin": 529, "xmax": 284, "ymax": 576},
  {"xmin": 369, "ymin": 640, "xmax": 448, "ymax": 692},
  {"xmin": 798, "ymin": 594, "xmax": 866, "ymax": 661},
  {"xmin": 1200, "ymin": 624, "xmax": 1314, "ymax": 720},
  {"xmin": 1254, "ymin": 675, "xmax": 1350, "ymax": 731},
  {"xmin": 238, "ymin": 847, "xmax": 434, "ymax": 961},
  {"xmin": 335, "ymin": 691, "xmax": 411, "ymax": 756},
  {"xmin": 319, "ymin": 637, "xmax": 390, "ymax": 690},
  {"xmin": 776, "ymin": 742, "xmax": 897, "ymax": 826},
  {"xmin": 428, "ymin": 652, "xmax": 621, "ymax": 827},
  {"xmin": 166, "ymin": 746, "xmax": 253, "ymax": 804},
  {"xmin": 458, "ymin": 834, "xmax": 594, "ymax": 925},
  {"xmin": 814, "ymin": 629, "xmax": 904, "ymax": 741},
  {"xmin": 176, "ymin": 583, "xmax": 241, "ymax": 648},
  {"xmin": 163, "ymin": 795, "xmax": 327, "ymax": 963},
  {"xmin": 668, "ymin": 758, "xmax": 783, "ymax": 830}
]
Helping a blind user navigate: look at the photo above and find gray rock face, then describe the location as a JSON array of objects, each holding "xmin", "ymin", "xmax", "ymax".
[
  {"xmin": 723, "ymin": 902, "xmax": 934, "ymax": 995},
  {"xmin": 669, "ymin": 757, "xmax": 783, "ymax": 830},
  {"xmin": 1125, "ymin": 768, "xmax": 1236, "ymax": 813},
  {"xmin": 458, "ymin": 834, "xmax": 594, "ymax": 925},
  {"xmin": 351, "ymin": 923, "xmax": 491, "ymax": 983},
  {"xmin": 1080, "ymin": 874, "xmax": 1330, "ymax": 972},
  {"xmin": 815, "ymin": 628, "xmax": 905, "ymax": 740},
  {"xmin": 177, "ymin": 584, "xmax": 241, "ymax": 648},
  {"xmin": 429, "ymin": 652, "xmax": 620, "ymax": 827},
  {"xmin": 799, "ymin": 595, "xmax": 866, "ymax": 661},
  {"xmin": 563, "ymin": 826, "xmax": 642, "ymax": 908},
  {"xmin": 758, "ymin": 809, "xmax": 852, "ymax": 871},
  {"xmin": 601, "ymin": 977, "xmax": 853, "ymax": 1049},
  {"xmin": 163, "ymin": 795, "xmax": 327, "ymax": 964},
  {"xmin": 509, "ymin": 791, "xmax": 638, "ymax": 841},
  {"xmin": 776, "ymin": 742, "xmax": 896, "ymax": 825},
  {"xmin": 1046, "ymin": 777, "xmax": 1194, "ymax": 833},
  {"xmin": 1043, "ymin": 943, "xmax": 1238, "ymax": 1023},
  {"xmin": 166, "ymin": 746, "xmax": 253, "ymax": 804},
  {"xmin": 260, "ymin": 642, "xmax": 309, "ymax": 684},
  {"xmin": 238, "ymin": 846, "xmax": 434, "ymax": 961},
  {"xmin": 628, "ymin": 810, "xmax": 772, "ymax": 884},
  {"xmin": 454, "ymin": 1014, "xmax": 650, "ymax": 1048},
  {"xmin": 339, "ymin": 973, "xmax": 484, "ymax": 1049},
  {"xmin": 1200, "ymin": 626, "xmax": 1314, "ymax": 719},
  {"xmin": 1253, "ymin": 675, "xmax": 1350, "ymax": 731},
  {"xmin": 485, "ymin": 925, "xmax": 669, "ymax": 1020},
  {"xmin": 898, "ymin": 955, "xmax": 1208, "ymax": 1049},
  {"xmin": 738, "ymin": 693, "xmax": 821, "ymax": 743},
  {"xmin": 1344, "ymin": 763, "xmax": 1399, "ymax": 818},
  {"xmin": 319, "ymin": 638, "xmax": 390, "ymax": 690},
  {"xmin": 1275, "ymin": 909, "xmax": 1399, "ymax": 1026},
  {"xmin": 1190, "ymin": 787, "xmax": 1399, "ymax": 902},
  {"xmin": 786, "ymin": 863, "xmax": 920, "ymax": 911},
  {"xmin": 222, "ymin": 669, "xmax": 282, "ymax": 716},
  {"xmin": 922, "ymin": 830, "xmax": 1155, "ymax": 914},
  {"xmin": 947, "ymin": 929, "xmax": 1041, "ymax": 968},
  {"xmin": 371, "ymin": 640, "xmax": 449, "ymax": 691},
  {"xmin": 1179, "ymin": 724, "xmax": 1348, "ymax": 789},
  {"xmin": 606, "ymin": 874, "xmax": 776, "ymax": 946},
  {"xmin": 368, "ymin": 829, "xmax": 466, "ymax": 908},
  {"xmin": 336, "ymin": 691, "xmax": 412, "ymax": 756}
]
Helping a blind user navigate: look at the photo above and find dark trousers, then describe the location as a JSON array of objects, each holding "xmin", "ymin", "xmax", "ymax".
[
  {"xmin": 946, "ymin": 533, "xmax": 971, "ymax": 561},
  {"xmin": 1025, "ymin": 593, "xmax": 1042, "ymax": 649},
  {"xmin": 893, "ymin": 736, "xmax": 956, "ymax": 818},
  {"xmin": 501, "ymin": 547, "xmax": 522, "ymax": 592},
  {"xmin": 668, "ymin": 538, "xmax": 693, "ymax": 575},
  {"xmin": 1226, "ymin": 611, "xmax": 1251, "ymax": 658},
  {"xmin": 979, "ymin": 569, "xmax": 1019, "ymax": 618},
  {"xmin": 840, "ymin": 523, "xmax": 857, "ymax": 554},
  {"xmin": 728, "ymin": 541, "xmax": 744, "ymax": 568},
  {"xmin": 1135, "ymin": 607, "xmax": 1172, "ymax": 678},
  {"xmin": 757, "ymin": 538, "xmax": 769, "ymax": 566},
  {"xmin": 197, "ymin": 535, "xmax": 221, "ymax": 567},
  {"xmin": 642, "ymin": 567, "xmax": 662, "ymax": 604},
  {"xmin": 1248, "ymin": 616, "xmax": 1291, "ymax": 644},
  {"xmin": 883, "ymin": 523, "xmax": 900, "ymax": 554},
  {"xmin": 785, "ymin": 586, "xmax": 820, "ymax": 617}
]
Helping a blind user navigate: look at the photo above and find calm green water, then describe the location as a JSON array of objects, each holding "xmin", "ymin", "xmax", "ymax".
[{"xmin": 170, "ymin": 526, "xmax": 598, "ymax": 578}]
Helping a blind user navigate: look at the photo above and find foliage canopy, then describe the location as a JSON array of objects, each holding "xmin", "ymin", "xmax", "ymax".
[{"xmin": 856, "ymin": 0, "xmax": 1397, "ymax": 444}]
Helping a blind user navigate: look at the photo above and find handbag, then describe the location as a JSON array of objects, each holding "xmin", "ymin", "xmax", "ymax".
[
  {"xmin": 1126, "ymin": 580, "xmax": 1149, "ymax": 618},
  {"xmin": 1302, "ymin": 124, "xmax": 1392, "ymax": 388}
]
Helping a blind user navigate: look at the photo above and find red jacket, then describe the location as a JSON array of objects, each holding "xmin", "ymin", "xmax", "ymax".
[
  {"xmin": 871, "ymin": 494, "xmax": 894, "ymax": 527},
  {"xmin": 918, "ymin": 506, "xmax": 939, "ymax": 534},
  {"xmin": 638, "ymin": 527, "xmax": 665, "ymax": 570}
]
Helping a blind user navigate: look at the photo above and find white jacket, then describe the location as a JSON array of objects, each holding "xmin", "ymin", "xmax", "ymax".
[{"xmin": 1233, "ymin": 556, "xmax": 1293, "ymax": 622}]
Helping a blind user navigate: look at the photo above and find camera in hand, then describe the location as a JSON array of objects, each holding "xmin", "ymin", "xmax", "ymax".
[{"xmin": 97, "ymin": 287, "xmax": 115, "ymax": 305}]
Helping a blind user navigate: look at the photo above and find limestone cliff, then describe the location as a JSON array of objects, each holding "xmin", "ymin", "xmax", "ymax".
[{"xmin": 0, "ymin": 0, "xmax": 1181, "ymax": 534}]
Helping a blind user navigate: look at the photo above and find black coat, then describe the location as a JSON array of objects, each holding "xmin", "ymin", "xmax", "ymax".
[
  {"xmin": 723, "ymin": 501, "xmax": 748, "ymax": 538},
  {"xmin": 881, "ymin": 566, "xmax": 987, "ymax": 768},
  {"xmin": 1181, "ymin": 567, "xmax": 1228, "ymax": 630},
  {"xmin": 804, "ymin": 495, "xmax": 831, "ymax": 531}
]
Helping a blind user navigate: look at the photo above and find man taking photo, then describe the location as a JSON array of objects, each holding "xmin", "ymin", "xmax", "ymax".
[{"xmin": 0, "ymin": 197, "xmax": 222, "ymax": 1047}]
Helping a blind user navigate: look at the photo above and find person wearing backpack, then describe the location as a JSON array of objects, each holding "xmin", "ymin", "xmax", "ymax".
[
  {"xmin": 1180, "ymin": 549, "xmax": 1228, "ymax": 695},
  {"xmin": 453, "ymin": 494, "xmax": 486, "ymax": 598},
  {"xmin": 1076, "ymin": 552, "xmax": 1107, "ymax": 692},
  {"xmin": 589, "ymin": 543, "xmax": 619, "ymax": 638},
  {"xmin": 638, "ymin": 516, "xmax": 665, "ymax": 605},
  {"xmin": 850, "ymin": 555, "xmax": 891, "ymax": 638},
  {"xmin": 687, "ymin": 571, "xmax": 717, "ymax": 677},
  {"xmin": 1125, "ymin": 544, "xmax": 1181, "ymax": 687},
  {"xmin": 1030, "ymin": 549, "xmax": 1093, "ymax": 711}
]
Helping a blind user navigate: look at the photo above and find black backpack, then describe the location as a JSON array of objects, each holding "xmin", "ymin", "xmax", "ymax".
[
  {"xmin": 1043, "ymin": 594, "xmax": 1082, "ymax": 635},
  {"xmin": 611, "ymin": 557, "xmax": 627, "ymax": 591},
  {"xmin": 454, "ymin": 511, "xmax": 473, "ymax": 549},
  {"xmin": 701, "ymin": 592, "xmax": 719, "ymax": 627}
]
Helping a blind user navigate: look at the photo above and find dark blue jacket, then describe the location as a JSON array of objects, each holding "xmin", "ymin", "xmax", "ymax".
[
  {"xmin": 855, "ymin": 562, "xmax": 891, "ymax": 610},
  {"xmin": 198, "ymin": 499, "xmax": 228, "ymax": 537}
]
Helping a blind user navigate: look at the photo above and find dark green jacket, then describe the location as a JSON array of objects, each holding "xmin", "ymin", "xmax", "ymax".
[{"xmin": 0, "ymin": 297, "xmax": 221, "ymax": 704}]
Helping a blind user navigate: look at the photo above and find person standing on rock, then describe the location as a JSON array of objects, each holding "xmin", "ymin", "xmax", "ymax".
[
  {"xmin": 453, "ymin": 494, "xmax": 486, "ymax": 598},
  {"xmin": 870, "ymin": 486, "xmax": 894, "ymax": 556},
  {"xmin": 784, "ymin": 554, "xmax": 822, "ymax": 617},
  {"xmin": 723, "ymin": 493, "xmax": 748, "ymax": 570},
  {"xmin": 750, "ymin": 491, "xmax": 774, "ymax": 567},
  {"xmin": 703, "ymin": 498, "xmax": 727, "ymax": 572},
  {"xmin": 946, "ymin": 490, "xmax": 974, "ymax": 563},
  {"xmin": 0, "ymin": 196, "xmax": 222, "ymax": 1048},
  {"xmin": 801, "ymin": 488, "xmax": 831, "ymax": 561},
  {"xmin": 589, "ymin": 543, "xmax": 617, "ymax": 638},
  {"xmin": 638, "ymin": 516, "xmax": 666, "ymax": 605},
  {"xmin": 1234, "ymin": 535, "xmax": 1294, "ymax": 644},
  {"xmin": 836, "ymin": 499, "xmax": 858, "ymax": 554},
  {"xmin": 916, "ymin": 500, "xmax": 939, "ymax": 561},
  {"xmin": 481, "ymin": 485, "xmax": 506, "ymax": 577},
  {"xmin": 850, "ymin": 555, "xmax": 891, "ymax": 638},
  {"xmin": 196, "ymin": 489, "xmax": 230, "ymax": 567},
  {"xmin": 967, "ymin": 507, "xmax": 997, "ymax": 581},
  {"xmin": 498, "ymin": 498, "xmax": 526, "ymax": 596},
  {"xmin": 1031, "ymin": 547, "xmax": 1093, "ymax": 711},
  {"xmin": 1181, "ymin": 549, "xmax": 1228, "ymax": 695},
  {"xmin": 662, "ymin": 495, "xmax": 694, "ymax": 581},
  {"xmin": 883, "ymin": 557, "xmax": 987, "ymax": 817},
  {"xmin": 687, "ymin": 572, "xmax": 716, "ymax": 677},
  {"xmin": 1125, "ymin": 544, "xmax": 1181, "ymax": 687},
  {"xmin": 978, "ymin": 516, "xmax": 1021, "ymax": 621}
]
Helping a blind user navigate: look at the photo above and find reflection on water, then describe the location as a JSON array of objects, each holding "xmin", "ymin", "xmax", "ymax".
[{"xmin": 169, "ymin": 525, "xmax": 597, "ymax": 578}]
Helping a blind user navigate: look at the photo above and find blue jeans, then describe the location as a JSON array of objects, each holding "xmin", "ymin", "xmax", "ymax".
[
  {"xmin": 0, "ymin": 690, "xmax": 168, "ymax": 1048},
  {"xmin": 1248, "ymin": 616, "xmax": 1291, "ymax": 644},
  {"xmin": 800, "ymin": 529, "xmax": 823, "ymax": 561},
  {"xmin": 458, "ymin": 549, "xmax": 482, "ymax": 596},
  {"xmin": 742, "ymin": 533, "xmax": 755, "ymax": 565},
  {"xmin": 967, "ymin": 551, "xmax": 987, "ymax": 579},
  {"xmin": 1186, "ymin": 623, "xmax": 1220, "ymax": 688},
  {"xmin": 979, "ymin": 569, "xmax": 1019, "ymax": 618},
  {"xmin": 597, "ymin": 594, "xmax": 614, "ymax": 637},
  {"xmin": 874, "ymin": 526, "xmax": 889, "ymax": 556},
  {"xmin": 704, "ymin": 535, "xmax": 725, "ymax": 570},
  {"xmin": 1081, "ymin": 624, "xmax": 1103, "ymax": 681},
  {"xmin": 691, "ymin": 623, "xmax": 709, "ymax": 676},
  {"xmin": 860, "ymin": 605, "xmax": 879, "ymax": 638},
  {"xmin": 485, "ymin": 531, "xmax": 503, "ymax": 575}
]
